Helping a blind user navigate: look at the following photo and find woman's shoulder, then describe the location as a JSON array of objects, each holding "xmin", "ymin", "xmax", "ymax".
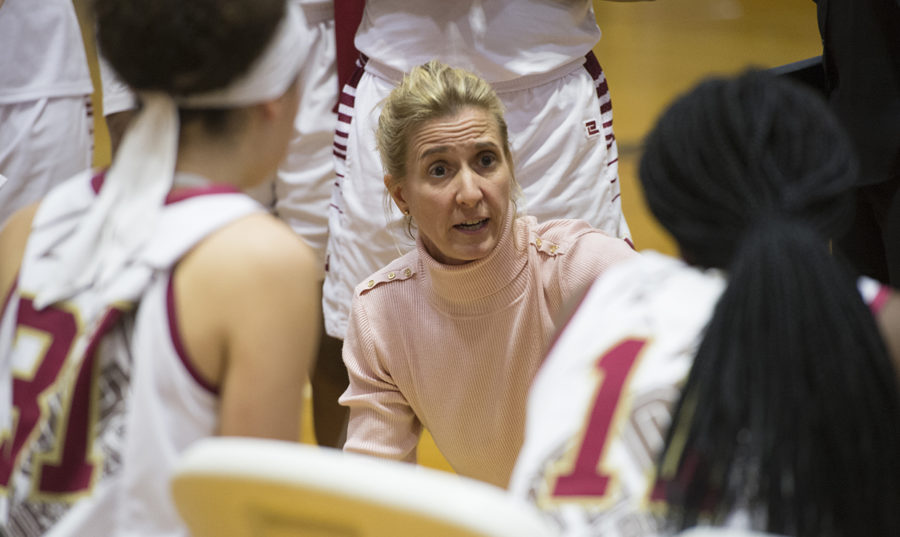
[
  {"xmin": 353, "ymin": 249, "xmax": 419, "ymax": 299},
  {"xmin": 174, "ymin": 211, "xmax": 319, "ymax": 341},
  {"xmin": 186, "ymin": 212, "xmax": 316, "ymax": 277},
  {"xmin": 529, "ymin": 216, "xmax": 624, "ymax": 245},
  {"xmin": 525, "ymin": 217, "xmax": 636, "ymax": 261}
]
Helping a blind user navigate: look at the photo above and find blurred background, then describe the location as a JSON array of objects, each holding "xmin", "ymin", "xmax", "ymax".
[{"xmin": 596, "ymin": 0, "xmax": 822, "ymax": 257}]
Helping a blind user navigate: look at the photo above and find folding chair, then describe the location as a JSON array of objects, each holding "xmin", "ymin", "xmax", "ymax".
[{"xmin": 171, "ymin": 437, "xmax": 560, "ymax": 537}]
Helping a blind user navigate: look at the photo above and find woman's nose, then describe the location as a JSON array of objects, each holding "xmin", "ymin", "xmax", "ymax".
[{"xmin": 455, "ymin": 167, "xmax": 483, "ymax": 207}]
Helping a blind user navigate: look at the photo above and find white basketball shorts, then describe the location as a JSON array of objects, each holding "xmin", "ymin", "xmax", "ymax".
[
  {"xmin": 0, "ymin": 95, "xmax": 92, "ymax": 226},
  {"xmin": 245, "ymin": 3, "xmax": 337, "ymax": 279}
]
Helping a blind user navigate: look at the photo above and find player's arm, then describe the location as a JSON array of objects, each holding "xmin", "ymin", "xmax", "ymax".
[
  {"xmin": 175, "ymin": 213, "xmax": 321, "ymax": 441},
  {"xmin": 0, "ymin": 203, "xmax": 39, "ymax": 304}
]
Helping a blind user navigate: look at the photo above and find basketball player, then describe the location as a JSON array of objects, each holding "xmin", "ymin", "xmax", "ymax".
[
  {"xmin": 0, "ymin": 0, "xmax": 320, "ymax": 535},
  {"xmin": 508, "ymin": 71, "xmax": 900, "ymax": 537},
  {"xmin": 0, "ymin": 0, "xmax": 94, "ymax": 225},
  {"xmin": 94, "ymin": 0, "xmax": 346, "ymax": 448}
]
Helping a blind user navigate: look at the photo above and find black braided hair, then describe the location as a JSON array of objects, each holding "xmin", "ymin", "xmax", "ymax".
[{"xmin": 642, "ymin": 70, "xmax": 900, "ymax": 536}]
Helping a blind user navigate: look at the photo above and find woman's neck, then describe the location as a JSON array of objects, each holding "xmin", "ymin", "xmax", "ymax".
[
  {"xmin": 174, "ymin": 140, "xmax": 249, "ymax": 190},
  {"xmin": 174, "ymin": 118, "xmax": 268, "ymax": 190},
  {"xmin": 419, "ymin": 203, "xmax": 527, "ymax": 313}
]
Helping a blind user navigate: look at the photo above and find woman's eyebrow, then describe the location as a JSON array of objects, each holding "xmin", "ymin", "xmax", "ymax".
[
  {"xmin": 419, "ymin": 140, "xmax": 499, "ymax": 160},
  {"xmin": 420, "ymin": 145, "xmax": 450, "ymax": 159},
  {"xmin": 474, "ymin": 141, "xmax": 500, "ymax": 151}
]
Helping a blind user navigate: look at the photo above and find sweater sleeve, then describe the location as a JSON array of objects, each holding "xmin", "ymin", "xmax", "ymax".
[
  {"xmin": 559, "ymin": 228, "xmax": 639, "ymax": 303},
  {"xmin": 339, "ymin": 296, "xmax": 422, "ymax": 463}
]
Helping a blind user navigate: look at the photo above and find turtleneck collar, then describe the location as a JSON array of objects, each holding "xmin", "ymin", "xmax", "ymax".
[{"xmin": 416, "ymin": 202, "xmax": 530, "ymax": 316}]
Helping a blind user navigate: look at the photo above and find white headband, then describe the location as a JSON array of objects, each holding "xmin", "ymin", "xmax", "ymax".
[
  {"xmin": 33, "ymin": 2, "xmax": 305, "ymax": 309},
  {"xmin": 177, "ymin": 2, "xmax": 305, "ymax": 109}
]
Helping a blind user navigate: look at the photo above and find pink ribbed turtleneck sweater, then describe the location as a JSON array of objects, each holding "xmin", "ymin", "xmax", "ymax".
[{"xmin": 339, "ymin": 207, "xmax": 637, "ymax": 488}]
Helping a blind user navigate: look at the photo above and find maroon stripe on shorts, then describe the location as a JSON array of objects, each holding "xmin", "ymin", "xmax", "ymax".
[
  {"xmin": 334, "ymin": 55, "xmax": 368, "ymax": 154},
  {"xmin": 582, "ymin": 50, "xmax": 603, "ymax": 81}
]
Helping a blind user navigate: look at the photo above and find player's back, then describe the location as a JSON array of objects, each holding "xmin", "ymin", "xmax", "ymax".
[
  {"xmin": 508, "ymin": 251, "xmax": 726, "ymax": 537},
  {"xmin": 510, "ymin": 248, "xmax": 894, "ymax": 537},
  {"xmin": 0, "ymin": 170, "xmax": 262, "ymax": 536}
]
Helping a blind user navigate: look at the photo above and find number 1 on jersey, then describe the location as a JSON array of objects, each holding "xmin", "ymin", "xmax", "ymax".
[{"xmin": 551, "ymin": 338, "xmax": 646, "ymax": 497}]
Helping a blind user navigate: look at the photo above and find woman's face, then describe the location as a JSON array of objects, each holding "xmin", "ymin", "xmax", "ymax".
[{"xmin": 386, "ymin": 107, "xmax": 512, "ymax": 265}]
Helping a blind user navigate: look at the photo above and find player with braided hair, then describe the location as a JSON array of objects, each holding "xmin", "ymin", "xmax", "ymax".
[
  {"xmin": 509, "ymin": 70, "xmax": 900, "ymax": 537},
  {"xmin": 647, "ymin": 70, "xmax": 900, "ymax": 537}
]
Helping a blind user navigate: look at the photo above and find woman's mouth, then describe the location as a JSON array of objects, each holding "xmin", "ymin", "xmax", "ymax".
[{"xmin": 454, "ymin": 218, "xmax": 488, "ymax": 232}]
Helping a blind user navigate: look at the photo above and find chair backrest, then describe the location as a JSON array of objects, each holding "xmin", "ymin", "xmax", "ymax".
[{"xmin": 171, "ymin": 437, "xmax": 560, "ymax": 537}]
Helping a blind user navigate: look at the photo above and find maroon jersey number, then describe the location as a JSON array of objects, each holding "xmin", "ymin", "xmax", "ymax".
[
  {"xmin": 0, "ymin": 298, "xmax": 103, "ymax": 495},
  {"xmin": 551, "ymin": 338, "xmax": 647, "ymax": 497}
]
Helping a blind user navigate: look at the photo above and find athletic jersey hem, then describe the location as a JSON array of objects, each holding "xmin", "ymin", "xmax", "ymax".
[{"xmin": 363, "ymin": 55, "xmax": 588, "ymax": 93}]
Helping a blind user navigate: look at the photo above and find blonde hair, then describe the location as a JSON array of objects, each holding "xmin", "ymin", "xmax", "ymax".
[{"xmin": 377, "ymin": 60, "xmax": 516, "ymax": 189}]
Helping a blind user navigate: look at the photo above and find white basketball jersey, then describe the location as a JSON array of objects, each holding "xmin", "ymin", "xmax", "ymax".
[
  {"xmin": 0, "ymin": 171, "xmax": 262, "ymax": 536},
  {"xmin": 508, "ymin": 251, "xmax": 890, "ymax": 537},
  {"xmin": 354, "ymin": 0, "xmax": 601, "ymax": 83},
  {"xmin": 508, "ymin": 252, "xmax": 726, "ymax": 537}
]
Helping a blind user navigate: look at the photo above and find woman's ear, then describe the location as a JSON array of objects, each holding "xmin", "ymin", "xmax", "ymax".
[{"xmin": 384, "ymin": 174, "xmax": 407, "ymax": 214}]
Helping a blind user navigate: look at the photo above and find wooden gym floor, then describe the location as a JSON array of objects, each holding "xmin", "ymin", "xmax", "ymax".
[{"xmin": 80, "ymin": 0, "xmax": 824, "ymax": 473}]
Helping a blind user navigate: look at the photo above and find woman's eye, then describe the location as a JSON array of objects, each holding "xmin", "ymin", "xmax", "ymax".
[
  {"xmin": 479, "ymin": 153, "xmax": 496, "ymax": 167},
  {"xmin": 429, "ymin": 164, "xmax": 447, "ymax": 177}
]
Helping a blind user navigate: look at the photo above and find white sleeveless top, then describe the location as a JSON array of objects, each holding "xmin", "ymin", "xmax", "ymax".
[{"xmin": 0, "ymin": 171, "xmax": 262, "ymax": 536}]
